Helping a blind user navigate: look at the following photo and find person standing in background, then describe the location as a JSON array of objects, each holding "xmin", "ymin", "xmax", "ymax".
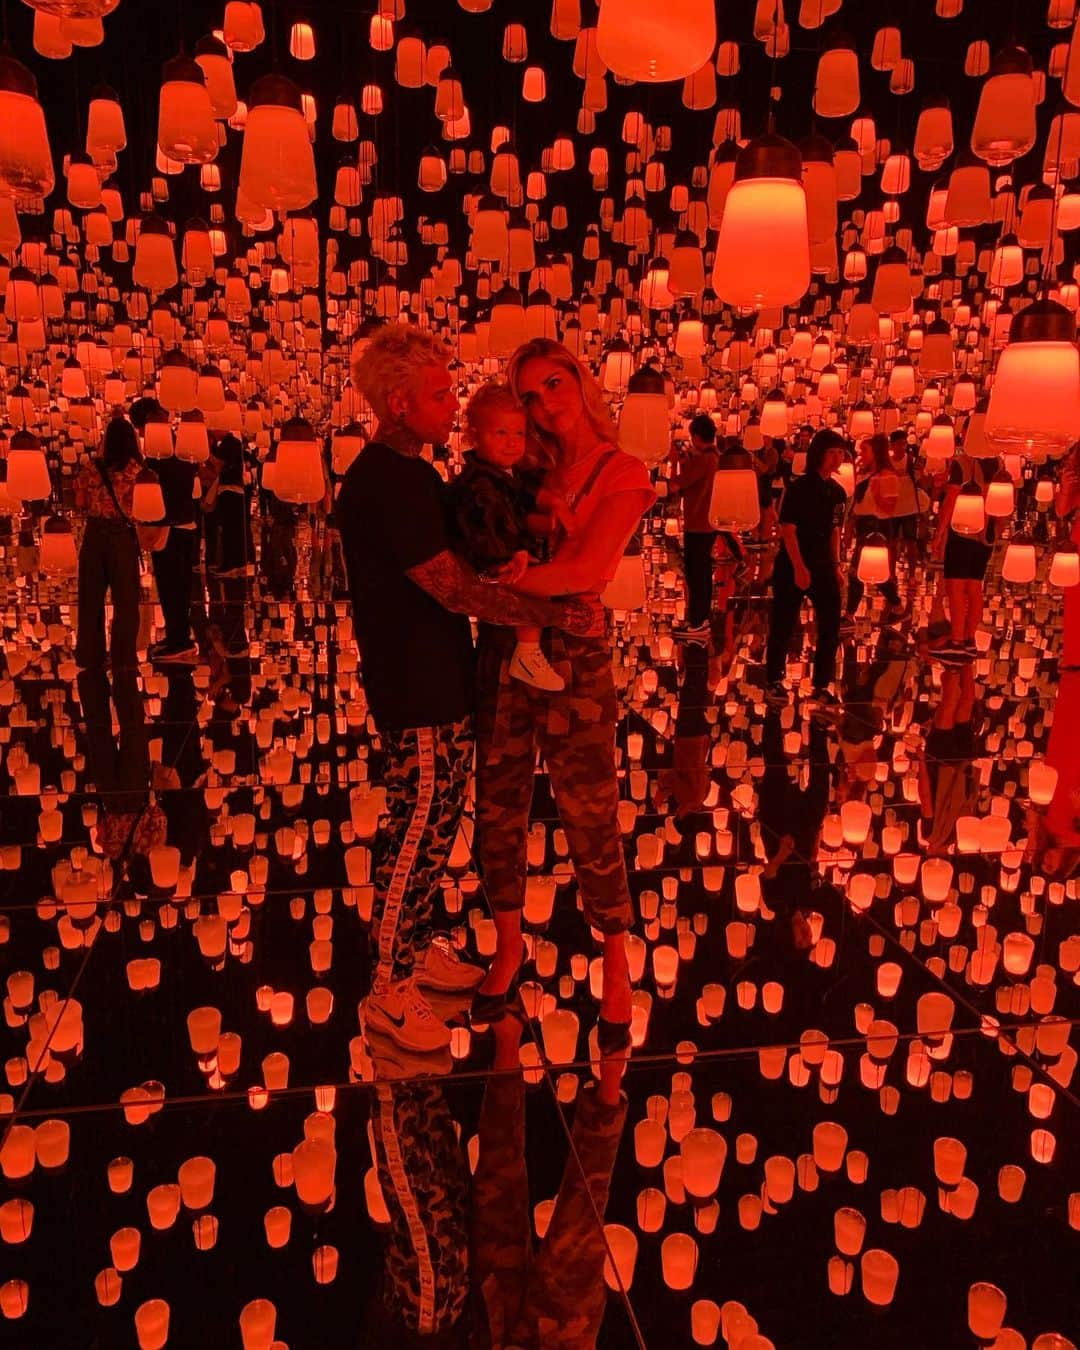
[
  {"xmin": 74, "ymin": 414, "xmax": 156, "ymax": 673},
  {"xmin": 765, "ymin": 429, "xmax": 848, "ymax": 713},
  {"xmin": 670, "ymin": 413, "xmax": 721, "ymax": 641}
]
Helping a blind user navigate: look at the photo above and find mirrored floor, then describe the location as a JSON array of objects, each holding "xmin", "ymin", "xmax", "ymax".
[{"xmin": 2, "ymin": 508, "xmax": 1078, "ymax": 1348}]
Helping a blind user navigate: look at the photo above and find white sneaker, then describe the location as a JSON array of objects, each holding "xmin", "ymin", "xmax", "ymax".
[
  {"xmin": 416, "ymin": 937, "xmax": 485, "ymax": 994},
  {"xmin": 509, "ymin": 644, "xmax": 565, "ymax": 692},
  {"xmin": 363, "ymin": 980, "xmax": 451, "ymax": 1052}
]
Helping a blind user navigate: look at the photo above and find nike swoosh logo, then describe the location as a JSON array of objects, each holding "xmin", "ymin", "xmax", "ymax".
[{"xmin": 379, "ymin": 1007, "xmax": 407, "ymax": 1028}]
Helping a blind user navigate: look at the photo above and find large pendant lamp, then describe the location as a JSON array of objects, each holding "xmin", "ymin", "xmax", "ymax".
[
  {"xmin": 985, "ymin": 299, "xmax": 1080, "ymax": 455},
  {"xmin": 237, "ymin": 74, "xmax": 317, "ymax": 215},
  {"xmin": 712, "ymin": 133, "xmax": 810, "ymax": 311},
  {"xmin": 596, "ymin": 0, "xmax": 717, "ymax": 84}
]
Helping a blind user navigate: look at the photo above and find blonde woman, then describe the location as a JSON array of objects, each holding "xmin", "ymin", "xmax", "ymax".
[
  {"xmin": 471, "ymin": 338, "xmax": 655, "ymax": 1053},
  {"xmin": 336, "ymin": 324, "xmax": 600, "ymax": 1054}
]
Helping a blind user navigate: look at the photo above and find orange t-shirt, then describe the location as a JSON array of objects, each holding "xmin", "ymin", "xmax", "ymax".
[{"xmin": 546, "ymin": 446, "xmax": 655, "ymax": 584}]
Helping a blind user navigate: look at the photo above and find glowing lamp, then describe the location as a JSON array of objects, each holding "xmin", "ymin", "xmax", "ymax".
[
  {"xmin": 1001, "ymin": 540, "xmax": 1036, "ymax": 583},
  {"xmin": 596, "ymin": 0, "xmax": 717, "ymax": 83},
  {"xmin": 7, "ymin": 431, "xmax": 51, "ymax": 501},
  {"xmin": 0, "ymin": 51, "xmax": 55, "ymax": 204},
  {"xmin": 238, "ymin": 75, "xmax": 317, "ymax": 212},
  {"xmin": 985, "ymin": 301, "xmax": 1080, "ymax": 454},
  {"xmin": 984, "ymin": 473, "xmax": 1015, "ymax": 518},
  {"xmin": 950, "ymin": 486, "xmax": 985, "ymax": 536},
  {"xmin": 619, "ymin": 365, "xmax": 670, "ymax": 464},
  {"xmin": 712, "ymin": 134, "xmax": 810, "ymax": 310},
  {"xmin": 856, "ymin": 533, "xmax": 891, "ymax": 585},
  {"xmin": 1050, "ymin": 546, "xmax": 1080, "ymax": 587},
  {"xmin": 971, "ymin": 46, "xmax": 1037, "ymax": 166},
  {"xmin": 131, "ymin": 470, "xmax": 165, "ymax": 523},
  {"xmin": 157, "ymin": 56, "xmax": 218, "ymax": 165},
  {"xmin": 708, "ymin": 469, "xmax": 760, "ymax": 531},
  {"xmin": 272, "ymin": 418, "xmax": 324, "ymax": 504}
]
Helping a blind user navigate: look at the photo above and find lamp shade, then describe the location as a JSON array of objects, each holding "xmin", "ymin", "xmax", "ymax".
[
  {"xmin": 596, "ymin": 0, "xmax": 717, "ymax": 83},
  {"xmin": 712, "ymin": 135, "xmax": 810, "ymax": 310},
  {"xmin": 619, "ymin": 366, "xmax": 670, "ymax": 464},
  {"xmin": 271, "ymin": 418, "xmax": 324, "ymax": 504},
  {"xmin": 985, "ymin": 301, "xmax": 1080, "ymax": 454},
  {"xmin": 238, "ymin": 74, "xmax": 317, "ymax": 213}
]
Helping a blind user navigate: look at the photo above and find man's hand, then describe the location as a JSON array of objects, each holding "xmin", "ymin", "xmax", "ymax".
[
  {"xmin": 794, "ymin": 563, "xmax": 811, "ymax": 590},
  {"xmin": 484, "ymin": 549, "xmax": 530, "ymax": 586},
  {"xmin": 561, "ymin": 594, "xmax": 606, "ymax": 638}
]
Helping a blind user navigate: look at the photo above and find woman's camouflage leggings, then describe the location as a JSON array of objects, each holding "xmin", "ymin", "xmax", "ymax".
[{"xmin": 474, "ymin": 630, "xmax": 634, "ymax": 935}]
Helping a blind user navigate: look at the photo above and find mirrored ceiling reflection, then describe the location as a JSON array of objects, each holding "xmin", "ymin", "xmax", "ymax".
[{"xmin": 2, "ymin": 497, "xmax": 1078, "ymax": 1348}]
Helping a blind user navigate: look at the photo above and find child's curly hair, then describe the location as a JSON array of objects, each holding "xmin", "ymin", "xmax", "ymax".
[{"xmin": 463, "ymin": 380, "xmax": 523, "ymax": 448}]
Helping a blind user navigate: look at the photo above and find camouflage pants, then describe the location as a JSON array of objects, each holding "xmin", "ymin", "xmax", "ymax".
[
  {"xmin": 475, "ymin": 631, "xmax": 633, "ymax": 934},
  {"xmin": 373, "ymin": 718, "xmax": 473, "ymax": 989},
  {"xmin": 472, "ymin": 1072, "xmax": 627, "ymax": 1349},
  {"xmin": 370, "ymin": 1080, "xmax": 469, "ymax": 1337}
]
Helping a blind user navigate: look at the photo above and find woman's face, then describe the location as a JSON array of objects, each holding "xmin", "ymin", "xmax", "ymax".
[{"xmin": 515, "ymin": 355, "xmax": 585, "ymax": 441}]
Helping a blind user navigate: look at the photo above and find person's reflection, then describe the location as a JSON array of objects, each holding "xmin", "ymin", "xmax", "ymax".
[
  {"xmin": 77, "ymin": 664, "xmax": 158, "ymax": 863},
  {"xmin": 917, "ymin": 663, "xmax": 981, "ymax": 856},
  {"xmin": 653, "ymin": 640, "xmax": 713, "ymax": 824},
  {"xmin": 365, "ymin": 1034, "xmax": 471, "ymax": 1348},
  {"xmin": 471, "ymin": 1014, "xmax": 627, "ymax": 1350},
  {"xmin": 1027, "ymin": 668, "xmax": 1080, "ymax": 880},
  {"xmin": 837, "ymin": 627, "xmax": 911, "ymax": 800},
  {"xmin": 152, "ymin": 667, "xmax": 211, "ymax": 869},
  {"xmin": 758, "ymin": 710, "xmax": 833, "ymax": 951}
]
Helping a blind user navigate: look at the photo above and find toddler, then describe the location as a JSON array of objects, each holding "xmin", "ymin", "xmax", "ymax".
[{"xmin": 448, "ymin": 382, "xmax": 572, "ymax": 692}]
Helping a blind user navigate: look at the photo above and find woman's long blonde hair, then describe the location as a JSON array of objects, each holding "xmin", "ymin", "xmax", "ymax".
[{"xmin": 506, "ymin": 338, "xmax": 618, "ymax": 467}]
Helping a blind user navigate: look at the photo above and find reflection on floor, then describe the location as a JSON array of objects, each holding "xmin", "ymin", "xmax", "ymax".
[{"xmin": 1, "ymin": 518, "xmax": 1078, "ymax": 1350}]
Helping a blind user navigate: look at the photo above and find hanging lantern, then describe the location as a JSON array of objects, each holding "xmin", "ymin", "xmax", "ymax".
[
  {"xmin": 985, "ymin": 300, "xmax": 1080, "ymax": 454},
  {"xmin": 971, "ymin": 46, "xmax": 1037, "ymax": 166},
  {"xmin": 950, "ymin": 485, "xmax": 986, "ymax": 536},
  {"xmin": 132, "ymin": 216, "xmax": 178, "ymax": 293},
  {"xmin": 131, "ymin": 469, "xmax": 165, "ymax": 523},
  {"xmin": 157, "ymin": 56, "xmax": 218, "ymax": 165},
  {"xmin": 0, "ymin": 50, "xmax": 55, "ymax": 204},
  {"xmin": 272, "ymin": 418, "xmax": 324, "ymax": 504},
  {"xmin": 39, "ymin": 517, "xmax": 77, "ymax": 575},
  {"xmin": 712, "ymin": 134, "xmax": 810, "ymax": 310},
  {"xmin": 1049, "ymin": 544, "xmax": 1080, "ymax": 588},
  {"xmin": 7, "ymin": 431, "xmax": 51, "ymax": 502},
  {"xmin": 237, "ymin": 75, "xmax": 317, "ymax": 213},
  {"xmin": 857, "ymin": 532, "xmax": 891, "ymax": 584},
  {"xmin": 813, "ymin": 31, "xmax": 861, "ymax": 119},
  {"xmin": 1002, "ymin": 538, "xmax": 1037, "ymax": 583},
  {"xmin": 158, "ymin": 349, "xmax": 197, "ymax": 412},
  {"xmin": 708, "ymin": 467, "xmax": 761, "ymax": 531},
  {"xmin": 984, "ymin": 472, "xmax": 1015, "ymax": 518},
  {"xmin": 619, "ymin": 365, "xmax": 669, "ymax": 464},
  {"xmin": 596, "ymin": 0, "xmax": 717, "ymax": 83}
]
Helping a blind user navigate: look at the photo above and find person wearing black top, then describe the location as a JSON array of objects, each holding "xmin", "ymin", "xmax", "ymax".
[
  {"xmin": 149, "ymin": 453, "xmax": 199, "ymax": 661},
  {"xmin": 337, "ymin": 325, "xmax": 600, "ymax": 1055},
  {"xmin": 765, "ymin": 428, "xmax": 848, "ymax": 712}
]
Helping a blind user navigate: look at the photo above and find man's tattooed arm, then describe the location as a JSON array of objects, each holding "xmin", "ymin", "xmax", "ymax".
[{"xmin": 406, "ymin": 550, "xmax": 602, "ymax": 636}]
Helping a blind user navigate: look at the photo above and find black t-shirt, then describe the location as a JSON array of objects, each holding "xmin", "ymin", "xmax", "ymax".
[
  {"xmin": 153, "ymin": 457, "xmax": 197, "ymax": 527},
  {"xmin": 779, "ymin": 472, "xmax": 847, "ymax": 569},
  {"xmin": 337, "ymin": 442, "xmax": 475, "ymax": 732}
]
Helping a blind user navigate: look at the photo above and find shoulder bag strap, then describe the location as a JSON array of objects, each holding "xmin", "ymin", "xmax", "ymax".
[
  {"xmin": 566, "ymin": 447, "xmax": 619, "ymax": 511},
  {"xmin": 95, "ymin": 460, "xmax": 137, "ymax": 533}
]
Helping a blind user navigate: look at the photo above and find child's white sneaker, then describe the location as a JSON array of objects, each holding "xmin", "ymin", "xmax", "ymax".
[{"xmin": 509, "ymin": 643, "xmax": 565, "ymax": 692}]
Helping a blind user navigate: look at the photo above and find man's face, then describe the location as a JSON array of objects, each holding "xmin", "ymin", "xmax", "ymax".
[
  {"xmin": 397, "ymin": 361, "xmax": 457, "ymax": 445},
  {"xmin": 690, "ymin": 433, "xmax": 710, "ymax": 453}
]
